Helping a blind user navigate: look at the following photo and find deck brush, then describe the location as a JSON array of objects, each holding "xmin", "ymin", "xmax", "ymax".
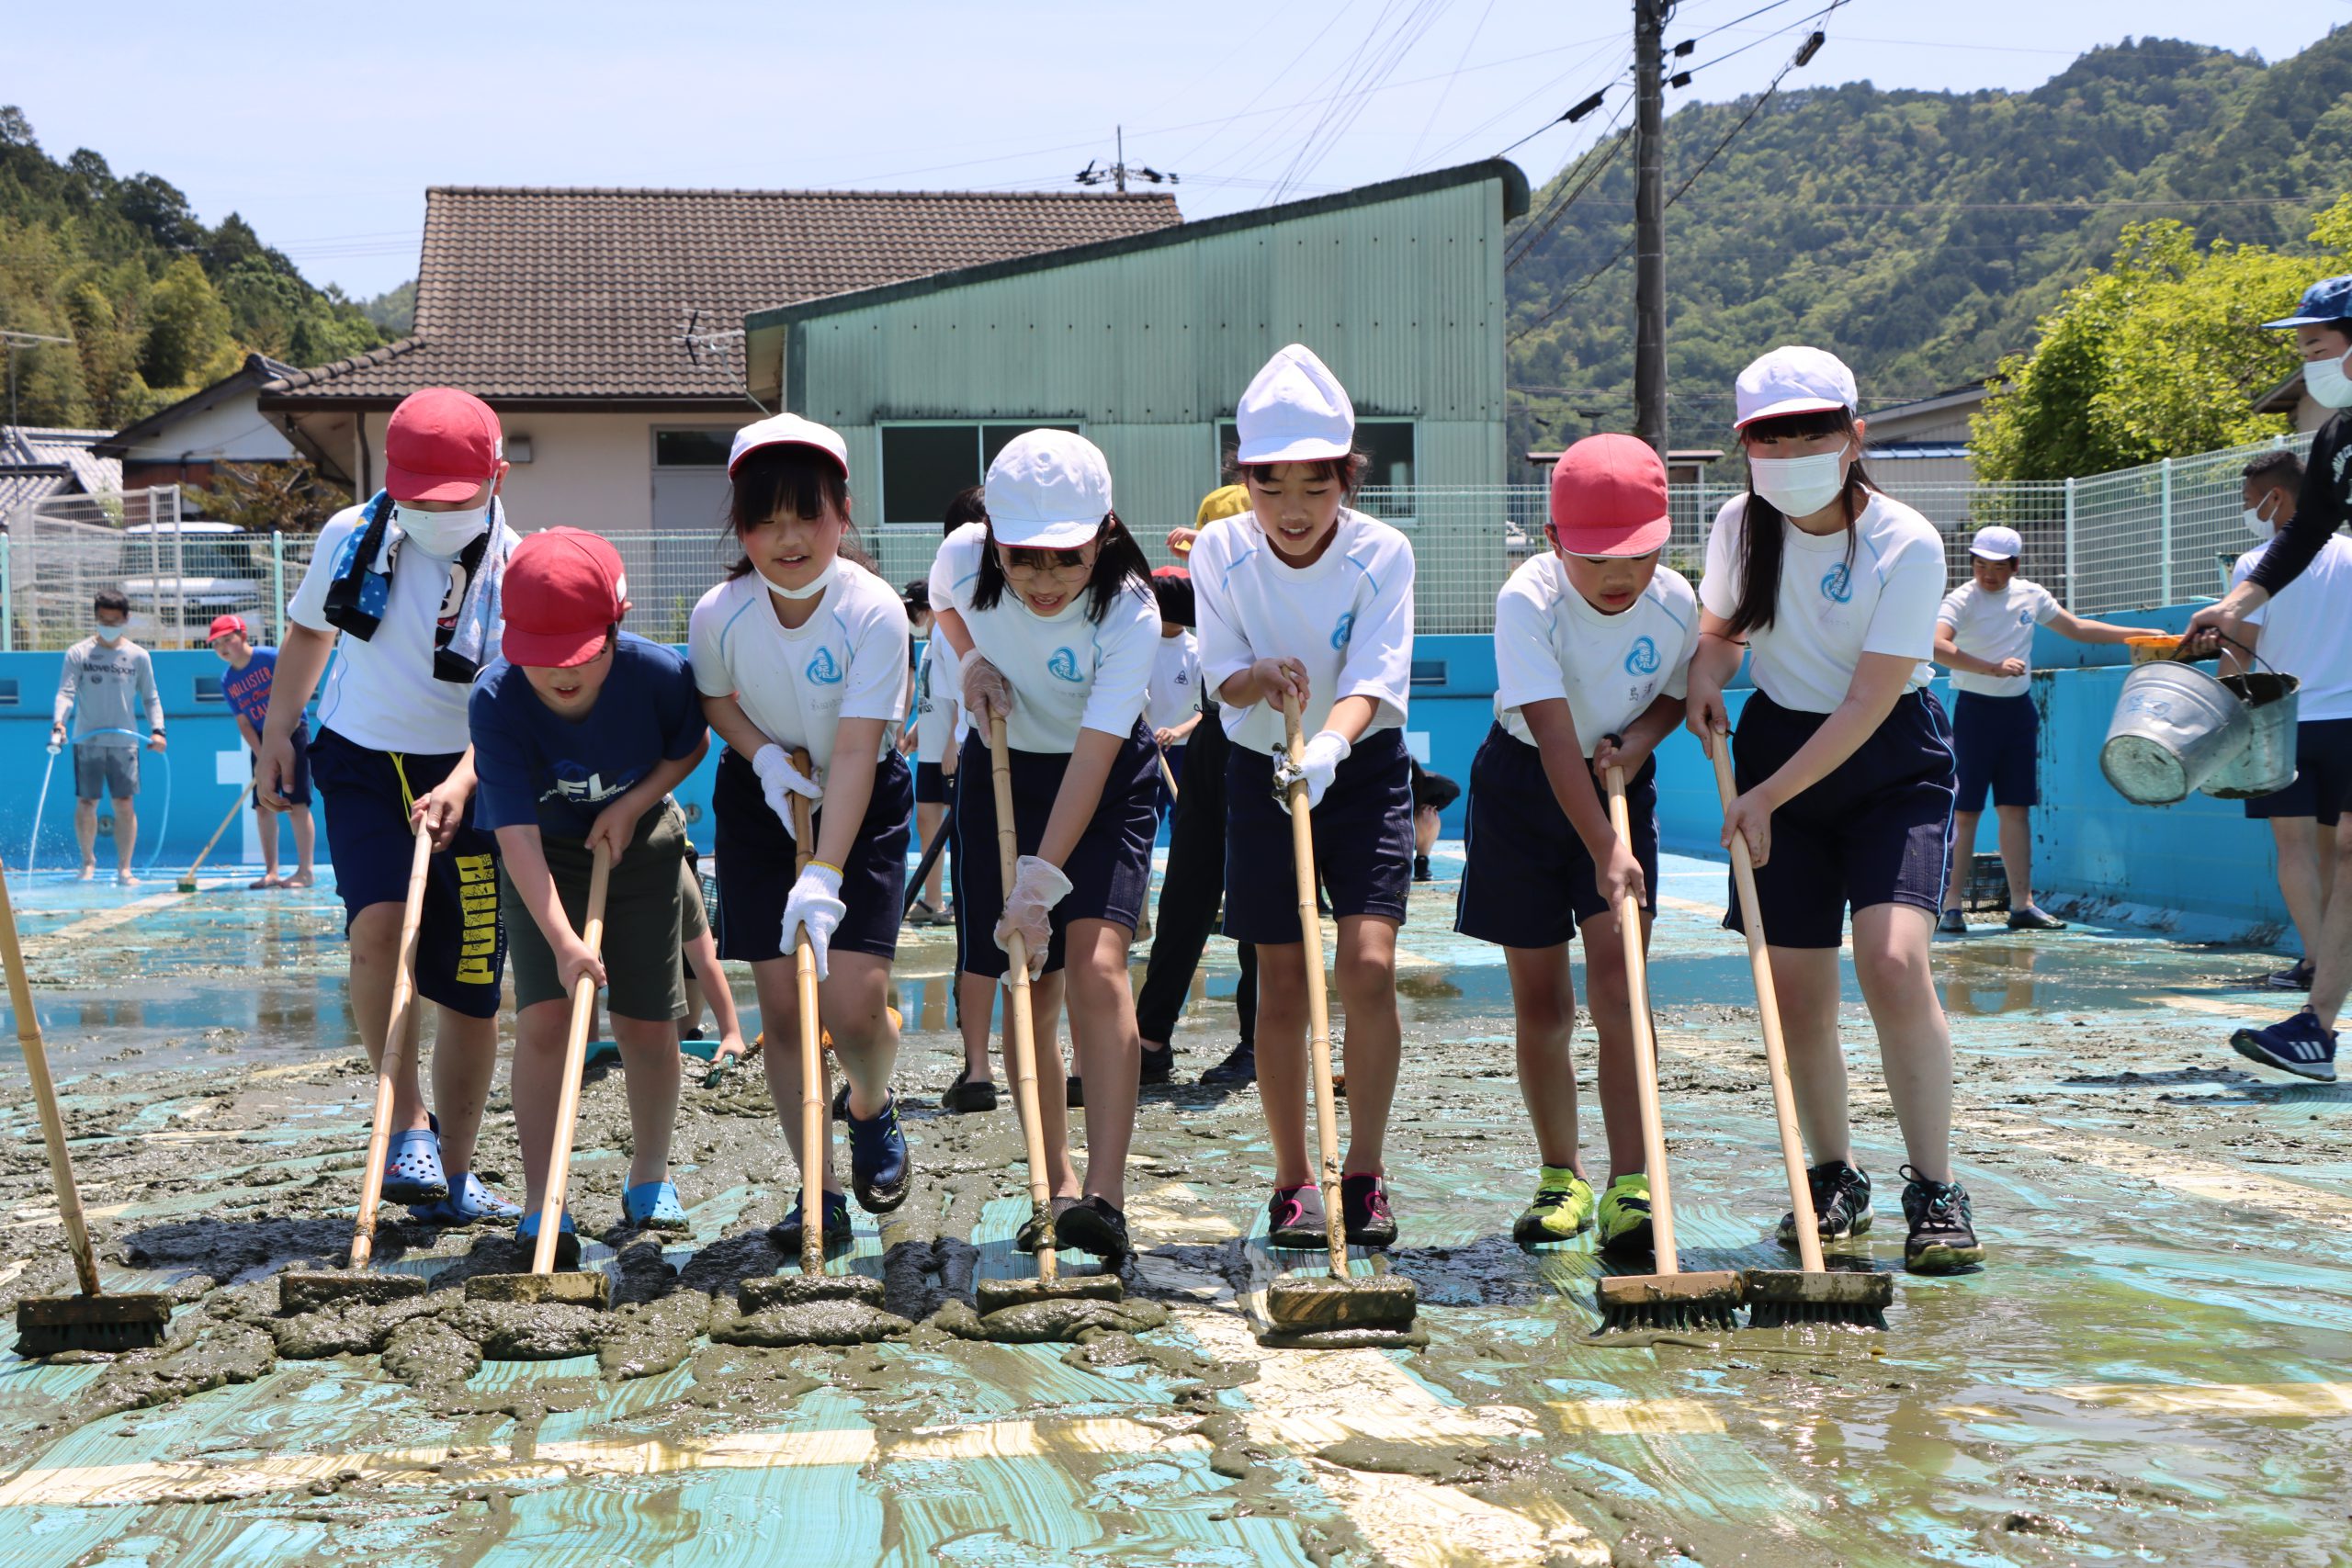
[{"xmin": 176, "ymin": 782, "xmax": 253, "ymax": 893}]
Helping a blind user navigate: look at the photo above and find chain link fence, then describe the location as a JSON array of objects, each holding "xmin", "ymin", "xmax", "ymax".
[{"xmin": 0, "ymin": 434, "xmax": 2316, "ymax": 650}]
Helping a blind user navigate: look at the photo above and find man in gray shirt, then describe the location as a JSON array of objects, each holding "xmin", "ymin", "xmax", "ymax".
[{"xmin": 50, "ymin": 591, "xmax": 167, "ymax": 883}]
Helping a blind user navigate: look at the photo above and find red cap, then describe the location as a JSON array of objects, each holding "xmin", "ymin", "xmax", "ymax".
[
  {"xmin": 205, "ymin": 615, "xmax": 248, "ymax": 643},
  {"xmin": 385, "ymin": 388, "xmax": 503, "ymax": 503},
  {"xmin": 502, "ymin": 528, "xmax": 628, "ymax": 668},
  {"xmin": 1548, "ymin": 434, "xmax": 1671, "ymax": 558}
]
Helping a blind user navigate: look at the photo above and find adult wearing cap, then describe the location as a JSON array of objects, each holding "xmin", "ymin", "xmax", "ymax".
[
  {"xmin": 928, "ymin": 428, "xmax": 1160, "ymax": 1261},
  {"xmin": 1136, "ymin": 485, "xmax": 1261, "ymax": 1089},
  {"xmin": 1193, "ymin": 344, "xmax": 1418, "ymax": 1252},
  {"xmin": 260, "ymin": 387, "xmax": 522, "ymax": 1226},
  {"xmin": 1685, "ymin": 344, "xmax": 1984, "ymax": 1276},
  {"xmin": 208, "ymin": 613, "xmax": 316, "ymax": 888},
  {"xmin": 690, "ymin": 413, "xmax": 914, "ymax": 1251},
  {"xmin": 1932, "ymin": 526, "xmax": 2138, "ymax": 934},
  {"xmin": 2197, "ymin": 278, "xmax": 2352, "ymax": 1084},
  {"xmin": 471, "ymin": 529, "xmax": 711, "ymax": 1248}
]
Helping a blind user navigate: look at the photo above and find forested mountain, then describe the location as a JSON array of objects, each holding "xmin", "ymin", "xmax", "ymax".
[
  {"xmin": 1506, "ymin": 28, "xmax": 2352, "ymax": 453},
  {"xmin": 0, "ymin": 108, "xmax": 384, "ymax": 430}
]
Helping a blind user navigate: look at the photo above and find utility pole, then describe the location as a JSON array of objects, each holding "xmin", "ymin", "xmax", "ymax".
[
  {"xmin": 1076, "ymin": 128, "xmax": 1179, "ymax": 196},
  {"xmin": 1632, "ymin": 0, "xmax": 1670, "ymax": 459}
]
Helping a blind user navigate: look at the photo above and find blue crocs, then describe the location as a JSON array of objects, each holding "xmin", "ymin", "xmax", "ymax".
[
  {"xmin": 515, "ymin": 1208, "xmax": 581, "ymax": 1269},
  {"xmin": 846, "ymin": 1092, "xmax": 911, "ymax": 1213},
  {"xmin": 768, "ymin": 1191, "xmax": 854, "ymax": 1258},
  {"xmin": 622, "ymin": 1180, "xmax": 689, "ymax": 1233},
  {"xmin": 2232, "ymin": 1009, "xmax": 2339, "ymax": 1083},
  {"xmin": 408, "ymin": 1171, "xmax": 522, "ymax": 1227},
  {"xmin": 380, "ymin": 1127, "xmax": 447, "ymax": 1205}
]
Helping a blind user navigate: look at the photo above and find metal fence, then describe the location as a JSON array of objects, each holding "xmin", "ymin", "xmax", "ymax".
[{"xmin": 0, "ymin": 433, "xmax": 2317, "ymax": 650}]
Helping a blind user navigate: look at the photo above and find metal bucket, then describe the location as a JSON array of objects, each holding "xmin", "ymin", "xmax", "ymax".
[
  {"xmin": 2203, "ymin": 671, "xmax": 2301, "ymax": 800},
  {"xmin": 2100, "ymin": 661, "xmax": 2253, "ymax": 806}
]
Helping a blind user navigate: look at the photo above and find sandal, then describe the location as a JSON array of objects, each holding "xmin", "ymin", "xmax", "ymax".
[
  {"xmin": 408, "ymin": 1171, "xmax": 522, "ymax": 1226},
  {"xmin": 515, "ymin": 1208, "xmax": 581, "ymax": 1269},
  {"xmin": 381, "ymin": 1127, "xmax": 448, "ymax": 1204},
  {"xmin": 622, "ymin": 1180, "xmax": 690, "ymax": 1232}
]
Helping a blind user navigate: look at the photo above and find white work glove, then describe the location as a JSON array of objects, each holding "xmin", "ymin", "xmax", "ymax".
[
  {"xmin": 752, "ymin": 744, "xmax": 821, "ymax": 827},
  {"xmin": 993, "ymin": 854, "xmax": 1073, "ymax": 977},
  {"xmin": 779, "ymin": 863, "xmax": 847, "ymax": 981},
  {"xmin": 961, "ymin": 655, "xmax": 1013, "ymax": 721},
  {"xmin": 1272, "ymin": 729, "xmax": 1351, "ymax": 812}
]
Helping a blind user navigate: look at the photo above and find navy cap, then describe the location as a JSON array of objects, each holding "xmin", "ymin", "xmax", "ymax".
[{"xmin": 2263, "ymin": 276, "xmax": 2352, "ymax": 330}]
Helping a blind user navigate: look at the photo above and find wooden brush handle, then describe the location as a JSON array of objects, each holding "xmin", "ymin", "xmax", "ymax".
[
  {"xmin": 989, "ymin": 716, "xmax": 1058, "ymax": 1284},
  {"xmin": 1711, "ymin": 738, "xmax": 1829, "ymax": 1275},
  {"xmin": 183, "ymin": 780, "xmax": 256, "ymax": 883},
  {"xmin": 789, "ymin": 750, "xmax": 827, "ymax": 1277},
  {"xmin": 351, "ymin": 823, "xmax": 432, "ymax": 1272},
  {"xmin": 1605, "ymin": 766, "xmax": 1677, "ymax": 1274},
  {"xmin": 534, "ymin": 840, "xmax": 611, "ymax": 1276},
  {"xmin": 1283, "ymin": 694, "xmax": 1349, "ymax": 1280},
  {"xmin": 0, "ymin": 859, "xmax": 102, "ymax": 1298}
]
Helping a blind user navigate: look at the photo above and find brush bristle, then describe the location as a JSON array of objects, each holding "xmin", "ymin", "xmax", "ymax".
[
  {"xmin": 13, "ymin": 1317, "xmax": 171, "ymax": 1357},
  {"xmin": 1595, "ymin": 1300, "xmax": 1743, "ymax": 1335},
  {"xmin": 1746, "ymin": 1299, "xmax": 1887, "ymax": 1331}
]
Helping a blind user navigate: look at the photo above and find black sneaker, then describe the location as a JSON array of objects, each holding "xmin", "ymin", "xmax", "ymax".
[
  {"xmin": 1017, "ymin": 1196, "xmax": 1079, "ymax": 1252},
  {"xmin": 2007, "ymin": 906, "xmax": 2067, "ymax": 931},
  {"xmin": 1777, "ymin": 1161, "xmax": 1872, "ymax": 1246},
  {"xmin": 2262, "ymin": 959, "xmax": 2316, "ymax": 992},
  {"xmin": 831, "ymin": 1081, "xmax": 851, "ymax": 1120},
  {"xmin": 1936, "ymin": 908, "xmax": 1967, "ymax": 936},
  {"xmin": 1340, "ymin": 1172, "xmax": 1397, "ymax": 1248},
  {"xmin": 1066, "ymin": 1076, "xmax": 1084, "ymax": 1110},
  {"xmin": 1266, "ymin": 1183, "xmax": 1329, "ymax": 1248},
  {"xmin": 1900, "ymin": 1166, "xmax": 1985, "ymax": 1273},
  {"xmin": 1200, "ymin": 1041, "xmax": 1256, "ymax": 1088},
  {"xmin": 1055, "ymin": 1196, "xmax": 1131, "ymax": 1261},
  {"xmin": 769, "ymin": 1190, "xmax": 854, "ymax": 1258},
  {"xmin": 941, "ymin": 1066, "xmax": 998, "ymax": 1114},
  {"xmin": 1138, "ymin": 1043, "xmax": 1174, "ymax": 1086},
  {"xmin": 2231, "ymin": 1009, "xmax": 2340, "ymax": 1083},
  {"xmin": 1412, "ymin": 853, "xmax": 1432, "ymax": 883},
  {"xmin": 845, "ymin": 1093, "xmax": 910, "ymax": 1213}
]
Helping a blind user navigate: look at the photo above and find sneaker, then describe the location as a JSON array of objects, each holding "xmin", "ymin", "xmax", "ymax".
[
  {"xmin": 1138, "ymin": 1043, "xmax": 1174, "ymax": 1086},
  {"xmin": 1199, "ymin": 1041, "xmax": 1256, "ymax": 1088},
  {"xmin": 1017, "ymin": 1195, "xmax": 1080, "ymax": 1252},
  {"xmin": 2231, "ymin": 1009, "xmax": 2340, "ymax": 1083},
  {"xmin": 831, "ymin": 1081, "xmax": 851, "ymax": 1120},
  {"xmin": 845, "ymin": 1093, "xmax": 911, "ymax": 1212},
  {"xmin": 1899, "ymin": 1166, "xmax": 1985, "ymax": 1273},
  {"xmin": 942, "ymin": 1066, "xmax": 998, "ymax": 1114},
  {"xmin": 1777, "ymin": 1161, "xmax": 1872, "ymax": 1246},
  {"xmin": 908, "ymin": 898, "xmax": 943, "ymax": 926},
  {"xmin": 2007, "ymin": 905, "xmax": 2067, "ymax": 931},
  {"xmin": 1412, "ymin": 853, "xmax": 1432, "ymax": 883},
  {"xmin": 514, "ymin": 1208, "xmax": 581, "ymax": 1269},
  {"xmin": 1595, "ymin": 1173, "xmax": 1654, "ymax": 1253},
  {"xmin": 1067, "ymin": 1075, "xmax": 1084, "ymax": 1109},
  {"xmin": 621, "ymin": 1180, "xmax": 689, "ymax": 1233},
  {"xmin": 1340, "ymin": 1172, "xmax": 1397, "ymax": 1249},
  {"xmin": 1936, "ymin": 908, "xmax": 1967, "ymax": 936},
  {"xmin": 1055, "ymin": 1196, "xmax": 1131, "ymax": 1260},
  {"xmin": 1266, "ymin": 1183, "xmax": 1329, "ymax": 1249},
  {"xmin": 2262, "ymin": 959, "xmax": 2316, "ymax": 992},
  {"xmin": 769, "ymin": 1191, "xmax": 854, "ymax": 1258},
  {"xmin": 1512, "ymin": 1166, "xmax": 1596, "ymax": 1246}
]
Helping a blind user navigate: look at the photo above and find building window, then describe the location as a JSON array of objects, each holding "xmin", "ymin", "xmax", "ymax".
[
  {"xmin": 1214, "ymin": 418, "xmax": 1415, "ymax": 489},
  {"xmin": 653, "ymin": 428, "xmax": 736, "ymax": 468},
  {"xmin": 879, "ymin": 422, "xmax": 1081, "ymax": 526}
]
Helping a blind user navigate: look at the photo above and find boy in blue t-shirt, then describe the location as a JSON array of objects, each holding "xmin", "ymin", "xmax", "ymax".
[
  {"xmin": 208, "ymin": 615, "xmax": 316, "ymax": 889},
  {"xmin": 469, "ymin": 528, "xmax": 710, "ymax": 1257}
]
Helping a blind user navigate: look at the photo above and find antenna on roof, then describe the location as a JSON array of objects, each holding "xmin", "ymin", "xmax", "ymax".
[{"xmin": 1076, "ymin": 127, "xmax": 1177, "ymax": 195}]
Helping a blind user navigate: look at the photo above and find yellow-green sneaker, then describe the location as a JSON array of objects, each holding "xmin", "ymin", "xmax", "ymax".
[
  {"xmin": 1512, "ymin": 1166, "xmax": 1596, "ymax": 1247},
  {"xmin": 1597, "ymin": 1173, "xmax": 1654, "ymax": 1253}
]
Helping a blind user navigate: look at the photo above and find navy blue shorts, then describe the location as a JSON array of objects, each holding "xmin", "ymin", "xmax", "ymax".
[
  {"xmin": 1727, "ymin": 689, "xmax": 1957, "ymax": 949},
  {"xmin": 952, "ymin": 723, "xmax": 1160, "ymax": 979},
  {"xmin": 1951, "ymin": 691, "xmax": 2038, "ymax": 810},
  {"xmin": 254, "ymin": 725, "xmax": 312, "ymax": 808},
  {"xmin": 1455, "ymin": 725, "xmax": 1657, "ymax": 946},
  {"xmin": 310, "ymin": 727, "xmax": 505, "ymax": 1019},
  {"xmin": 712, "ymin": 745, "xmax": 911, "ymax": 964},
  {"xmin": 914, "ymin": 760, "xmax": 950, "ymax": 806},
  {"xmin": 2245, "ymin": 717, "xmax": 2352, "ymax": 825},
  {"xmin": 1224, "ymin": 726, "xmax": 1412, "ymax": 945}
]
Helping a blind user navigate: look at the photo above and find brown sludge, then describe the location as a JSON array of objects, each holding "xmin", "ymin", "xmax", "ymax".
[
  {"xmin": 275, "ymin": 1271, "xmax": 425, "ymax": 1314},
  {"xmin": 463, "ymin": 1270, "xmax": 613, "ymax": 1307}
]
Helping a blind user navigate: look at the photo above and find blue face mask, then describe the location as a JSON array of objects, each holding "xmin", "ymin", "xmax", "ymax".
[{"xmin": 93, "ymin": 621, "xmax": 125, "ymax": 643}]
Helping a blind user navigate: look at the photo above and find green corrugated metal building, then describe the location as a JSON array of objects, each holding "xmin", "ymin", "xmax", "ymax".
[{"xmin": 741, "ymin": 160, "xmax": 1528, "ymax": 581}]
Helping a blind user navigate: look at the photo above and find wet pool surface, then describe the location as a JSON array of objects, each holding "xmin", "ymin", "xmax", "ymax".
[{"xmin": 0, "ymin": 852, "xmax": 2346, "ymax": 1566}]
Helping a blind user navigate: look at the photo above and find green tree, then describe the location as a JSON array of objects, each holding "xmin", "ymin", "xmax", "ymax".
[
  {"xmin": 138, "ymin": 255, "xmax": 233, "ymax": 391},
  {"xmin": 1970, "ymin": 208, "xmax": 2343, "ymax": 480}
]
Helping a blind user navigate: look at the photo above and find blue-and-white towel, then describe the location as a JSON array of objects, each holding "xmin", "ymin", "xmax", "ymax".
[{"xmin": 322, "ymin": 490, "xmax": 516, "ymax": 683}]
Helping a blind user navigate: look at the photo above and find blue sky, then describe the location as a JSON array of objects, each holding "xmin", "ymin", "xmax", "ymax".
[{"xmin": 6, "ymin": 0, "xmax": 2343, "ymax": 299}]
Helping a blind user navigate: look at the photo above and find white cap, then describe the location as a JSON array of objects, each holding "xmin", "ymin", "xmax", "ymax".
[
  {"xmin": 1235, "ymin": 344, "xmax": 1355, "ymax": 464},
  {"xmin": 729, "ymin": 412, "xmax": 849, "ymax": 478},
  {"xmin": 984, "ymin": 429, "xmax": 1114, "ymax": 549},
  {"xmin": 1733, "ymin": 345, "xmax": 1859, "ymax": 429},
  {"xmin": 1969, "ymin": 525, "xmax": 2023, "ymax": 561}
]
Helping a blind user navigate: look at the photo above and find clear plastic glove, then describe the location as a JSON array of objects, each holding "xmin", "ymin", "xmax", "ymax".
[
  {"xmin": 961, "ymin": 655, "xmax": 1013, "ymax": 721},
  {"xmin": 779, "ymin": 863, "xmax": 847, "ymax": 980},
  {"xmin": 1273, "ymin": 729, "xmax": 1351, "ymax": 812},
  {"xmin": 752, "ymin": 744, "xmax": 821, "ymax": 828},
  {"xmin": 992, "ymin": 854, "xmax": 1072, "ymax": 976}
]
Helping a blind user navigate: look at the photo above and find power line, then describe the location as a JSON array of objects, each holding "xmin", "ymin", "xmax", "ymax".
[{"xmin": 1505, "ymin": 114, "xmax": 1634, "ymax": 272}]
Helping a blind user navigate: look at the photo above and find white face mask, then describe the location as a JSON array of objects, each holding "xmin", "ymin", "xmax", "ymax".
[
  {"xmin": 392, "ymin": 500, "xmax": 492, "ymax": 558},
  {"xmin": 1748, "ymin": 447, "xmax": 1850, "ymax": 518},
  {"xmin": 93, "ymin": 621, "xmax": 124, "ymax": 643},
  {"xmin": 2245, "ymin": 502, "xmax": 2279, "ymax": 538},
  {"xmin": 760, "ymin": 557, "xmax": 838, "ymax": 602},
  {"xmin": 2305, "ymin": 350, "xmax": 2352, "ymax": 411}
]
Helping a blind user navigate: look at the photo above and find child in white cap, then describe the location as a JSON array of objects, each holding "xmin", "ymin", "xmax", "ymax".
[
  {"xmin": 1933, "ymin": 525, "xmax": 2136, "ymax": 934},
  {"xmin": 928, "ymin": 429, "xmax": 1161, "ymax": 1261},
  {"xmin": 1192, "ymin": 344, "xmax": 1416, "ymax": 1251},
  {"xmin": 1686, "ymin": 344, "xmax": 1984, "ymax": 1276}
]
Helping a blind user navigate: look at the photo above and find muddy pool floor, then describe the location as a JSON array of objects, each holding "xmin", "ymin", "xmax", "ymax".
[{"xmin": 0, "ymin": 853, "xmax": 2347, "ymax": 1566}]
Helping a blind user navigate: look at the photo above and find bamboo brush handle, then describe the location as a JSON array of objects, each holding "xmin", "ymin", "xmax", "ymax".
[
  {"xmin": 790, "ymin": 750, "xmax": 826, "ymax": 1277},
  {"xmin": 0, "ymin": 858, "xmax": 102, "ymax": 1298},
  {"xmin": 534, "ymin": 841, "xmax": 611, "ymax": 1276},
  {"xmin": 183, "ymin": 780, "xmax": 255, "ymax": 883},
  {"xmin": 990, "ymin": 715, "xmax": 1058, "ymax": 1284},
  {"xmin": 1605, "ymin": 765, "xmax": 1678, "ymax": 1274},
  {"xmin": 1283, "ymin": 694, "xmax": 1350, "ymax": 1281},
  {"xmin": 351, "ymin": 823, "xmax": 432, "ymax": 1271}
]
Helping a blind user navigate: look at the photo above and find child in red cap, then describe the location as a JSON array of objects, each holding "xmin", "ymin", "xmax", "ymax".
[
  {"xmin": 470, "ymin": 527, "xmax": 711, "ymax": 1255},
  {"xmin": 208, "ymin": 614, "xmax": 316, "ymax": 889},
  {"xmin": 259, "ymin": 387, "xmax": 520, "ymax": 1225},
  {"xmin": 1453, "ymin": 434, "xmax": 1699, "ymax": 1252}
]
